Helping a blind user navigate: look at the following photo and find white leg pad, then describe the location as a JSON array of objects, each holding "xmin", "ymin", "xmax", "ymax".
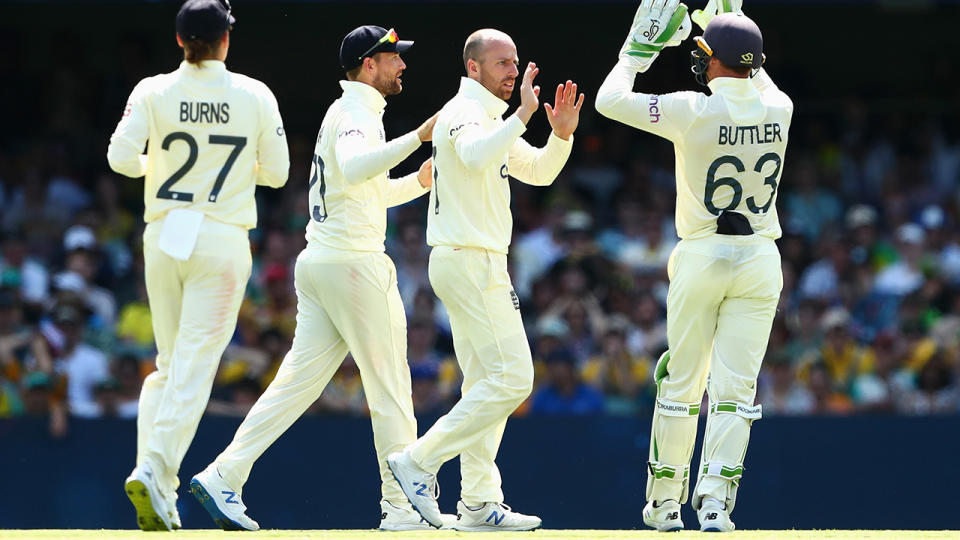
[{"xmin": 693, "ymin": 401, "xmax": 760, "ymax": 512}]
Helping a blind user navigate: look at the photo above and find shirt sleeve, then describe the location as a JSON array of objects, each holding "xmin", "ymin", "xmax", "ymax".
[
  {"xmin": 254, "ymin": 85, "xmax": 290, "ymax": 188},
  {"xmin": 385, "ymin": 172, "xmax": 429, "ymax": 207},
  {"xmin": 107, "ymin": 79, "xmax": 150, "ymax": 178},
  {"xmin": 450, "ymin": 106, "xmax": 527, "ymax": 171},
  {"xmin": 334, "ymin": 110, "xmax": 421, "ymax": 186},
  {"xmin": 595, "ymin": 59, "xmax": 703, "ymax": 142},
  {"xmin": 507, "ymin": 132, "xmax": 574, "ymax": 187}
]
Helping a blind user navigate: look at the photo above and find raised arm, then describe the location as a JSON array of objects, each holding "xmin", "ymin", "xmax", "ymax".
[
  {"xmin": 452, "ymin": 62, "xmax": 541, "ymax": 170},
  {"xmin": 336, "ymin": 112, "xmax": 435, "ymax": 185},
  {"xmin": 508, "ymin": 80, "xmax": 584, "ymax": 186}
]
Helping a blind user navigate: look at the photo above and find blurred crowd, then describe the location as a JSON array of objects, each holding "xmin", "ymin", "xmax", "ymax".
[{"xmin": 3, "ymin": 103, "xmax": 960, "ymax": 438}]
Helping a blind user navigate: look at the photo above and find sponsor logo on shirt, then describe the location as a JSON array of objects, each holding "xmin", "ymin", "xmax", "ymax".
[
  {"xmin": 649, "ymin": 95, "xmax": 661, "ymax": 124},
  {"xmin": 510, "ymin": 290, "xmax": 520, "ymax": 310},
  {"xmin": 449, "ymin": 122, "xmax": 479, "ymax": 137},
  {"xmin": 500, "ymin": 164, "xmax": 509, "ymax": 179},
  {"xmin": 338, "ymin": 129, "xmax": 364, "ymax": 139}
]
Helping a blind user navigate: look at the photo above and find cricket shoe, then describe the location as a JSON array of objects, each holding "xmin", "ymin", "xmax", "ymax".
[
  {"xmin": 189, "ymin": 464, "xmax": 260, "ymax": 531},
  {"xmin": 642, "ymin": 499, "xmax": 683, "ymax": 532},
  {"xmin": 453, "ymin": 501, "xmax": 542, "ymax": 532},
  {"xmin": 698, "ymin": 497, "xmax": 735, "ymax": 532},
  {"xmin": 386, "ymin": 451, "xmax": 443, "ymax": 528},
  {"xmin": 378, "ymin": 500, "xmax": 456, "ymax": 530},
  {"xmin": 166, "ymin": 491, "xmax": 182, "ymax": 530},
  {"xmin": 124, "ymin": 463, "xmax": 173, "ymax": 531}
]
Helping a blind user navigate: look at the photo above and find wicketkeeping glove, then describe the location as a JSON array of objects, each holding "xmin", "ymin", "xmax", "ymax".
[
  {"xmin": 691, "ymin": 0, "xmax": 743, "ymax": 31},
  {"xmin": 619, "ymin": 0, "xmax": 693, "ymax": 73}
]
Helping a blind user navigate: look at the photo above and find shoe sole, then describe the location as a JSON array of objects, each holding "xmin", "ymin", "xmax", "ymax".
[
  {"xmin": 386, "ymin": 459, "xmax": 442, "ymax": 530},
  {"xmin": 125, "ymin": 479, "xmax": 171, "ymax": 531},
  {"xmin": 189, "ymin": 478, "xmax": 251, "ymax": 531},
  {"xmin": 453, "ymin": 524, "xmax": 542, "ymax": 532}
]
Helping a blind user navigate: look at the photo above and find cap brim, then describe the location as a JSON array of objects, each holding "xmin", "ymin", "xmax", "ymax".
[
  {"xmin": 396, "ymin": 40, "xmax": 413, "ymax": 52},
  {"xmin": 228, "ymin": 13, "xmax": 236, "ymax": 25}
]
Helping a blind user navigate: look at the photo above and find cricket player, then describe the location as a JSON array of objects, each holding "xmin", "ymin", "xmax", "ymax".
[
  {"xmin": 595, "ymin": 0, "xmax": 792, "ymax": 532},
  {"xmin": 188, "ymin": 25, "xmax": 453, "ymax": 531},
  {"xmin": 387, "ymin": 28, "xmax": 585, "ymax": 531},
  {"xmin": 106, "ymin": 0, "xmax": 289, "ymax": 531}
]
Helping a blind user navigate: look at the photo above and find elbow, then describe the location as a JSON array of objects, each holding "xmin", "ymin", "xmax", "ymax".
[{"xmin": 594, "ymin": 89, "xmax": 618, "ymax": 118}]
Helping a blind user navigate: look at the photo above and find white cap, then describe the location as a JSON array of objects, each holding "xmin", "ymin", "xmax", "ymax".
[
  {"xmin": 895, "ymin": 223, "xmax": 925, "ymax": 245},
  {"xmin": 63, "ymin": 225, "xmax": 96, "ymax": 252}
]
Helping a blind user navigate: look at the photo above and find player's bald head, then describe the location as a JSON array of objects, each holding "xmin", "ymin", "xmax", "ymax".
[{"xmin": 462, "ymin": 29, "xmax": 515, "ymax": 72}]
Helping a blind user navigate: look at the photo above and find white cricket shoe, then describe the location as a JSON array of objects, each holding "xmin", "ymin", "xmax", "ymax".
[
  {"xmin": 189, "ymin": 464, "xmax": 260, "ymax": 531},
  {"xmin": 386, "ymin": 451, "xmax": 443, "ymax": 528},
  {"xmin": 166, "ymin": 491, "xmax": 182, "ymax": 530},
  {"xmin": 124, "ymin": 463, "xmax": 172, "ymax": 531},
  {"xmin": 642, "ymin": 499, "xmax": 684, "ymax": 532},
  {"xmin": 698, "ymin": 497, "xmax": 735, "ymax": 532},
  {"xmin": 453, "ymin": 501, "xmax": 542, "ymax": 532},
  {"xmin": 378, "ymin": 500, "xmax": 456, "ymax": 530}
]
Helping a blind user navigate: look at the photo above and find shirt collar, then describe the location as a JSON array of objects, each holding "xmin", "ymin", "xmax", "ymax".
[
  {"xmin": 458, "ymin": 77, "xmax": 509, "ymax": 118},
  {"xmin": 178, "ymin": 60, "xmax": 228, "ymax": 77},
  {"xmin": 339, "ymin": 80, "xmax": 387, "ymax": 113},
  {"xmin": 707, "ymin": 76, "xmax": 760, "ymax": 99}
]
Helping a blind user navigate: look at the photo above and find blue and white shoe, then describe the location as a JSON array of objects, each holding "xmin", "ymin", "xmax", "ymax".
[
  {"xmin": 698, "ymin": 497, "xmax": 735, "ymax": 532},
  {"xmin": 643, "ymin": 499, "xmax": 684, "ymax": 532},
  {"xmin": 125, "ymin": 463, "xmax": 173, "ymax": 531},
  {"xmin": 189, "ymin": 464, "xmax": 259, "ymax": 531},
  {"xmin": 453, "ymin": 501, "xmax": 542, "ymax": 531},
  {"xmin": 386, "ymin": 451, "xmax": 442, "ymax": 528},
  {"xmin": 378, "ymin": 500, "xmax": 456, "ymax": 530}
]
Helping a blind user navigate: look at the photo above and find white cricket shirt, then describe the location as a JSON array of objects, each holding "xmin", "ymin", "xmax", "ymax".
[
  {"xmin": 596, "ymin": 60, "xmax": 793, "ymax": 240},
  {"xmin": 107, "ymin": 60, "xmax": 289, "ymax": 229},
  {"xmin": 305, "ymin": 81, "xmax": 428, "ymax": 253},
  {"xmin": 427, "ymin": 77, "xmax": 573, "ymax": 254}
]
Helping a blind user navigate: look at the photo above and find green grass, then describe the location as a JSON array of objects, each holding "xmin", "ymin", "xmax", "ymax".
[{"xmin": 1, "ymin": 531, "xmax": 957, "ymax": 540}]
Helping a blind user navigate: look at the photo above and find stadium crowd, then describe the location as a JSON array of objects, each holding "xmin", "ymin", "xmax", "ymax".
[{"xmin": 2, "ymin": 92, "xmax": 959, "ymax": 436}]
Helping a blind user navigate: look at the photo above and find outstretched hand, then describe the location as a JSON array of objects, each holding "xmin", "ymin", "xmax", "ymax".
[
  {"xmin": 544, "ymin": 81, "xmax": 585, "ymax": 140},
  {"xmin": 516, "ymin": 62, "xmax": 541, "ymax": 124}
]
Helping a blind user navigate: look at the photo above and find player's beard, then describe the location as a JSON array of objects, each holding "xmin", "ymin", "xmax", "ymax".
[
  {"xmin": 479, "ymin": 70, "xmax": 514, "ymax": 100},
  {"xmin": 373, "ymin": 69, "xmax": 403, "ymax": 96}
]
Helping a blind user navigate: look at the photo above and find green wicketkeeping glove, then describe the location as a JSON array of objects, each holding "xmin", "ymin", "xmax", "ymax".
[
  {"xmin": 619, "ymin": 0, "xmax": 693, "ymax": 73},
  {"xmin": 691, "ymin": 0, "xmax": 743, "ymax": 31}
]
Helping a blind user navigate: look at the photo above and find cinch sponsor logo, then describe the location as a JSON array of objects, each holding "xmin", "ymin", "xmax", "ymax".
[
  {"xmin": 649, "ymin": 95, "xmax": 661, "ymax": 123},
  {"xmin": 338, "ymin": 129, "xmax": 364, "ymax": 138},
  {"xmin": 500, "ymin": 164, "xmax": 509, "ymax": 179},
  {"xmin": 449, "ymin": 122, "xmax": 479, "ymax": 137}
]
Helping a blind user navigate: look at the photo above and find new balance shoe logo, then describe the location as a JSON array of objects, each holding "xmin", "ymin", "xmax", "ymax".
[
  {"xmin": 667, "ymin": 512, "xmax": 679, "ymax": 520},
  {"xmin": 487, "ymin": 510, "xmax": 506, "ymax": 525},
  {"xmin": 222, "ymin": 490, "xmax": 239, "ymax": 504},
  {"xmin": 414, "ymin": 482, "xmax": 428, "ymax": 496},
  {"xmin": 706, "ymin": 512, "xmax": 718, "ymax": 520},
  {"xmin": 381, "ymin": 512, "xmax": 388, "ymax": 520}
]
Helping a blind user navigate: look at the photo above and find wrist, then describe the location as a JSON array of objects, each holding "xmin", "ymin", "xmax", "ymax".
[
  {"xmin": 552, "ymin": 130, "xmax": 572, "ymax": 141},
  {"xmin": 516, "ymin": 105, "xmax": 535, "ymax": 125}
]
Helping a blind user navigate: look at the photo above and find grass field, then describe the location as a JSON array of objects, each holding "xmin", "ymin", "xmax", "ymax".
[{"xmin": 2, "ymin": 531, "xmax": 957, "ymax": 540}]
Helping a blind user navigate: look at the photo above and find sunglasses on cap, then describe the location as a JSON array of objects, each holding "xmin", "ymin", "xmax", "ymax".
[{"xmin": 358, "ymin": 28, "xmax": 399, "ymax": 61}]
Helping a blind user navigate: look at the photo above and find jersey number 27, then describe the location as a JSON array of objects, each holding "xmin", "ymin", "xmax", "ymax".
[{"xmin": 157, "ymin": 132, "xmax": 246, "ymax": 203}]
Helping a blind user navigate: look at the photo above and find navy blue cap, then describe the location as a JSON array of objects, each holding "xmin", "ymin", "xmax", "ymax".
[
  {"xmin": 177, "ymin": 0, "xmax": 235, "ymax": 42},
  {"xmin": 701, "ymin": 13, "xmax": 763, "ymax": 69},
  {"xmin": 339, "ymin": 25, "xmax": 413, "ymax": 71}
]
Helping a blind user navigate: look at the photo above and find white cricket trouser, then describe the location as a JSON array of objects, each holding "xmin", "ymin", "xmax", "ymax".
[
  {"xmin": 213, "ymin": 247, "xmax": 416, "ymax": 505},
  {"xmin": 409, "ymin": 246, "xmax": 534, "ymax": 506},
  {"xmin": 647, "ymin": 235, "xmax": 781, "ymax": 509},
  {"xmin": 138, "ymin": 219, "xmax": 251, "ymax": 494}
]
